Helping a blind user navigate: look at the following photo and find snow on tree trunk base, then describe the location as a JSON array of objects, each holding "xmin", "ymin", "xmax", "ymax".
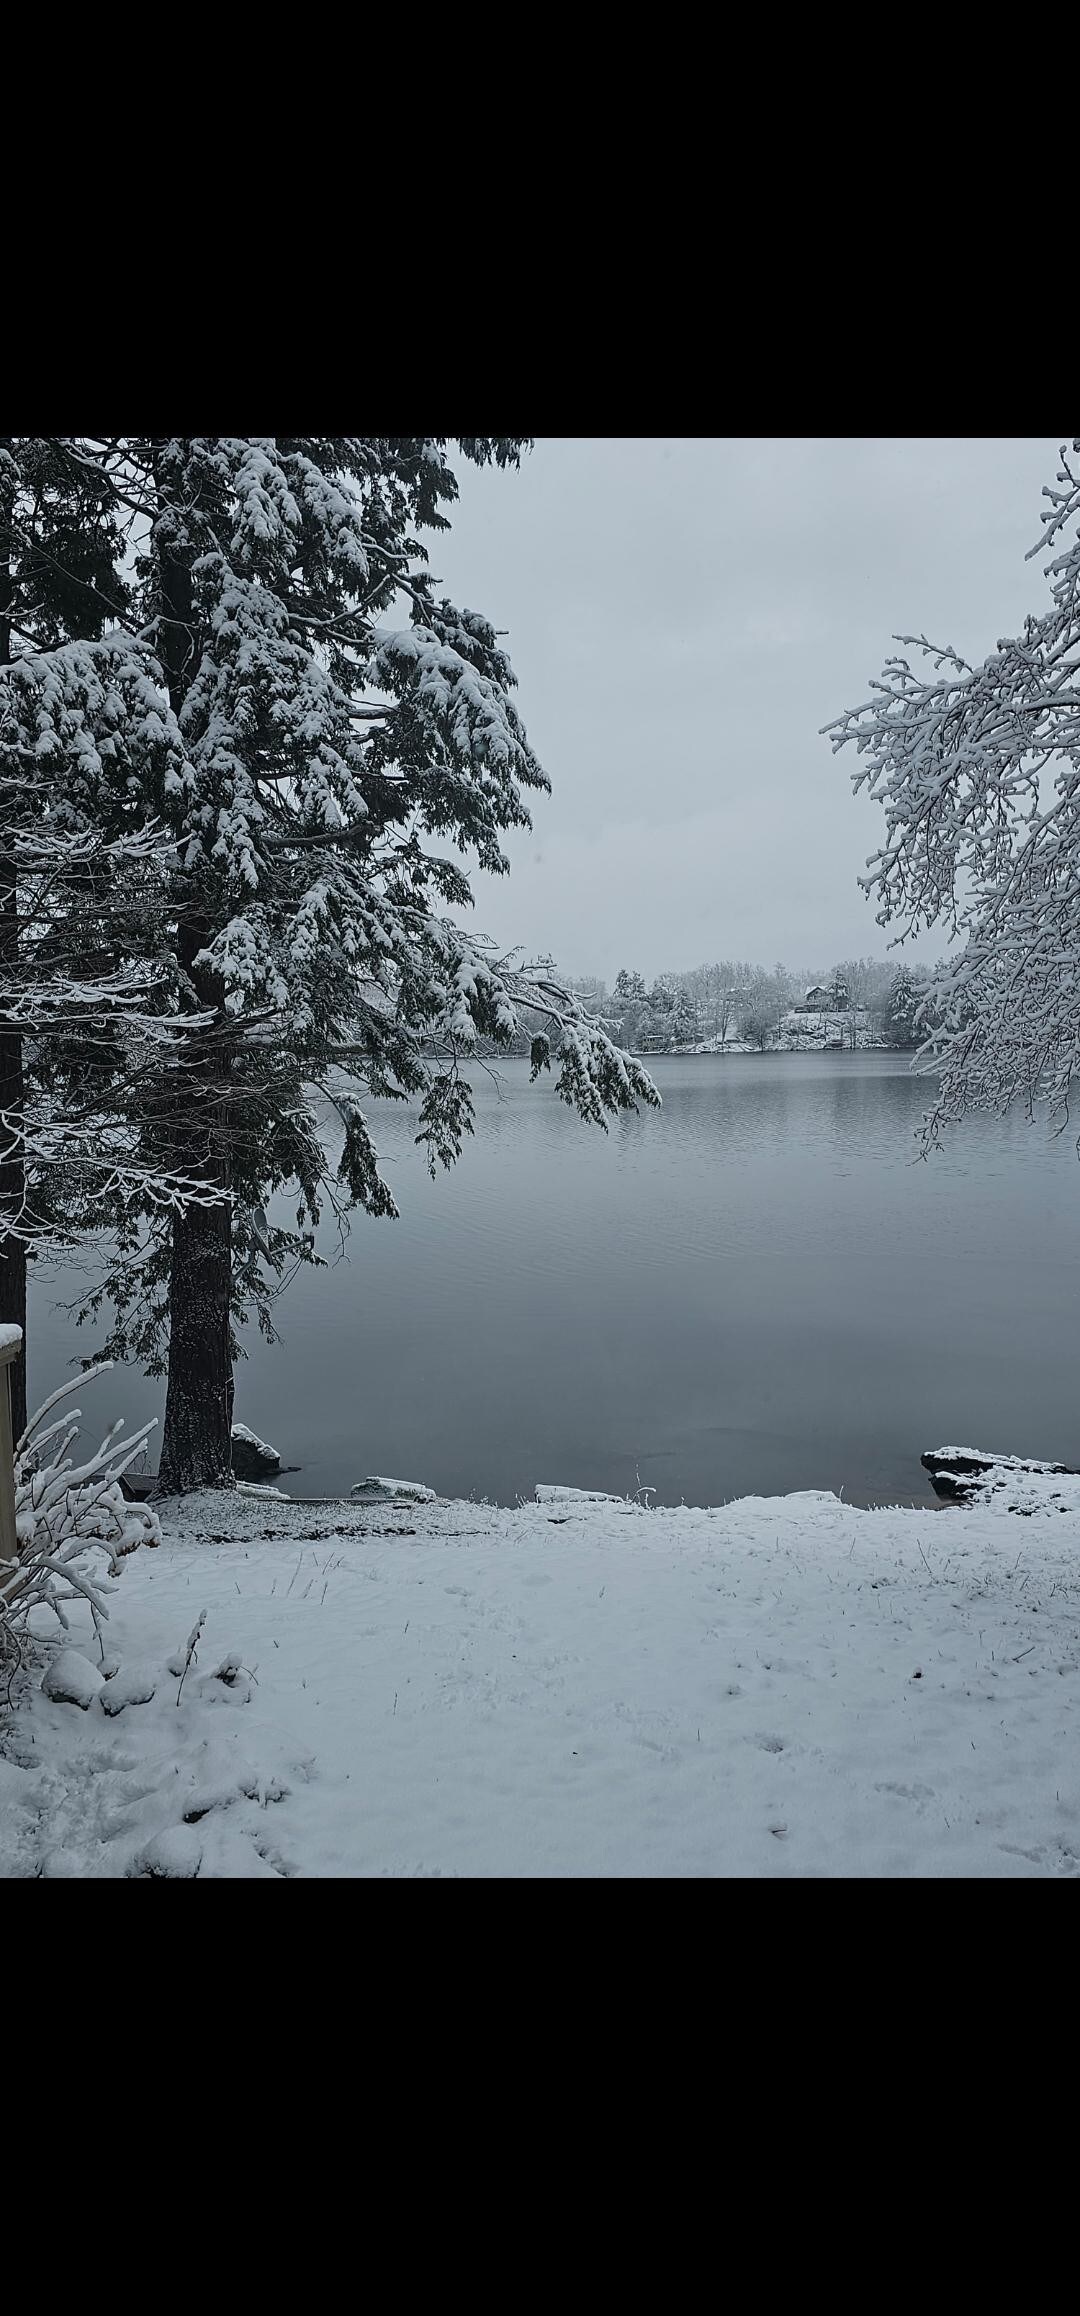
[
  {"xmin": 118, "ymin": 1428, "xmax": 286, "ymax": 1497},
  {"xmin": 922, "ymin": 1445, "xmax": 1080, "ymax": 1515}
]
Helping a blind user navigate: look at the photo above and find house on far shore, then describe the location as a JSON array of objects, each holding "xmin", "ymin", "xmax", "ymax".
[{"xmin": 798, "ymin": 984, "xmax": 829, "ymax": 1012}]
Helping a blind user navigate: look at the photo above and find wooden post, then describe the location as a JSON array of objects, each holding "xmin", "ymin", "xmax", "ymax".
[{"xmin": 0, "ymin": 1326, "xmax": 21, "ymax": 1567}]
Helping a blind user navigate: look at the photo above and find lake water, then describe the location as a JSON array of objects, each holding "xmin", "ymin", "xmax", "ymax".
[{"xmin": 25, "ymin": 1052, "xmax": 1080, "ymax": 1509}]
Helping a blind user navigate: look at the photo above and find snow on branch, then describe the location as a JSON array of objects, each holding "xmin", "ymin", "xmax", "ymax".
[
  {"xmin": 0, "ymin": 634, "xmax": 191, "ymax": 809},
  {"xmin": 1, "ymin": 1364, "xmax": 160, "ymax": 1674},
  {"xmin": 371, "ymin": 625, "xmax": 548, "ymax": 816},
  {"xmin": 1, "ymin": 439, "xmax": 662, "ymax": 1377},
  {"xmin": 409, "ymin": 928, "xmax": 660, "ymax": 1172},
  {"xmin": 824, "ymin": 438, "xmax": 1080, "ymax": 1149}
]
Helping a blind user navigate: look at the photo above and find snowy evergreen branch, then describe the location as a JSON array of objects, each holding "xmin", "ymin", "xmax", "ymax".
[{"xmin": 2, "ymin": 437, "xmax": 658, "ymax": 1492}]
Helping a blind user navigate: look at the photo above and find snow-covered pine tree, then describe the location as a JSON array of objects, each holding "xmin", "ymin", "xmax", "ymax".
[
  {"xmin": 883, "ymin": 964, "xmax": 920, "ymax": 1050},
  {"xmin": 671, "ymin": 991, "xmax": 698, "ymax": 1048},
  {"xmin": 26, "ymin": 439, "xmax": 659, "ymax": 1495},
  {"xmin": 0, "ymin": 440, "xmax": 225, "ymax": 1440}
]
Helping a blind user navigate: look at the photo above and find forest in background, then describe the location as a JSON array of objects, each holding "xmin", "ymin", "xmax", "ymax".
[{"xmin": 485, "ymin": 956, "xmax": 929, "ymax": 1057}]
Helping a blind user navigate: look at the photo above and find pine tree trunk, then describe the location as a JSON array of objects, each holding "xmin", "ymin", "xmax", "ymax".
[
  {"xmin": 0, "ymin": 438, "xmax": 27, "ymax": 1445},
  {"xmin": 157, "ymin": 1173, "xmax": 234, "ymax": 1494},
  {"xmin": 155, "ymin": 919, "xmax": 236, "ymax": 1494},
  {"xmin": 152, "ymin": 449, "xmax": 236, "ymax": 1496}
]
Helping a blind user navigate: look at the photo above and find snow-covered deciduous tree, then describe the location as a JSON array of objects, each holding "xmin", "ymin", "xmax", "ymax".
[
  {"xmin": 0, "ymin": 1359, "xmax": 160, "ymax": 1677},
  {"xmin": 11, "ymin": 440, "xmax": 659, "ymax": 1495},
  {"xmin": 740, "ymin": 1006, "xmax": 773, "ymax": 1052},
  {"xmin": 825, "ymin": 439, "xmax": 1080, "ymax": 1151}
]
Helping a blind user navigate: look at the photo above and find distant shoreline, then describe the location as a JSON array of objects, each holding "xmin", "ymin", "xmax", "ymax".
[{"xmin": 621, "ymin": 1044, "xmax": 919, "ymax": 1060}]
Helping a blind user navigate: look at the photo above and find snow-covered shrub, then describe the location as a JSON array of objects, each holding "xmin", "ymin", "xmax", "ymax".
[{"xmin": 0, "ymin": 1362, "xmax": 160, "ymax": 1675}]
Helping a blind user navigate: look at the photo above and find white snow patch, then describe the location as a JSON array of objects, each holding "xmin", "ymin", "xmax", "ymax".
[{"xmin": 3, "ymin": 1479, "xmax": 1080, "ymax": 1877}]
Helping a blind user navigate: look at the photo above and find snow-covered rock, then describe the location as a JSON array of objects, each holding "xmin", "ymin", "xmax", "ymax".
[
  {"xmin": 195, "ymin": 1653, "xmax": 254, "ymax": 1707},
  {"xmin": 118, "ymin": 1472, "xmax": 158, "ymax": 1502},
  {"xmin": 230, "ymin": 1423, "xmax": 281, "ymax": 1481},
  {"xmin": 350, "ymin": 1475, "xmax": 435, "ymax": 1503},
  {"xmin": 535, "ymin": 1485, "xmax": 626, "ymax": 1505},
  {"xmin": 922, "ymin": 1444, "xmax": 1080, "ymax": 1515},
  {"xmin": 99, "ymin": 1665, "xmax": 157, "ymax": 1715},
  {"xmin": 127, "ymin": 1826, "xmax": 205, "ymax": 1879},
  {"xmin": 41, "ymin": 1650, "xmax": 105, "ymax": 1710}
]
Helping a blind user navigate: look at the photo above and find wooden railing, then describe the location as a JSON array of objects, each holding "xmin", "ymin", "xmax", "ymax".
[{"xmin": 0, "ymin": 1328, "xmax": 20, "ymax": 1568}]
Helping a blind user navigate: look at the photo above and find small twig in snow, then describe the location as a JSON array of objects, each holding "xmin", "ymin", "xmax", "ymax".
[{"xmin": 175, "ymin": 1610, "xmax": 207, "ymax": 1707}]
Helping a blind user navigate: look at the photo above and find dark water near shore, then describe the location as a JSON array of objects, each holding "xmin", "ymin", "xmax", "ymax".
[{"xmin": 27, "ymin": 1052, "xmax": 1080, "ymax": 1509}]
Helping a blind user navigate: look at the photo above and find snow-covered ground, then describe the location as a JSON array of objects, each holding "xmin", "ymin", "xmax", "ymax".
[{"xmin": 4, "ymin": 1483, "xmax": 1080, "ymax": 1877}]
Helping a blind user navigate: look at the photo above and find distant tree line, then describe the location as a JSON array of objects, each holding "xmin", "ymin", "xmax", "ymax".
[{"xmin": 481, "ymin": 957, "xmax": 932, "ymax": 1057}]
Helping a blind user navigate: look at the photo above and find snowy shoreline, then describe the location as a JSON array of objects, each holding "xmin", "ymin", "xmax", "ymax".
[{"xmin": 4, "ymin": 1475, "xmax": 1080, "ymax": 1877}]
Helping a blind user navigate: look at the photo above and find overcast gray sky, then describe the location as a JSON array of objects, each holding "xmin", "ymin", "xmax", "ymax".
[{"xmin": 435, "ymin": 437, "xmax": 1066, "ymax": 982}]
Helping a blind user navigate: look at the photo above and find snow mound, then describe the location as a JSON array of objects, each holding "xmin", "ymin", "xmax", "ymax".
[
  {"xmin": 128, "ymin": 1826, "xmax": 205, "ymax": 1879},
  {"xmin": 41, "ymin": 1650, "xmax": 104, "ymax": 1710},
  {"xmin": 99, "ymin": 1664, "xmax": 157, "ymax": 1715}
]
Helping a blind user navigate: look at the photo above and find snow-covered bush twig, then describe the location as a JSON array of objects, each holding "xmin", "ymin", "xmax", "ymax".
[
  {"xmin": 170, "ymin": 1612, "xmax": 207, "ymax": 1706},
  {"xmin": 0, "ymin": 1362, "xmax": 160, "ymax": 1675}
]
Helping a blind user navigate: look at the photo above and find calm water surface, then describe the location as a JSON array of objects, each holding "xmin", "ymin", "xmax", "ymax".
[{"xmin": 27, "ymin": 1053, "xmax": 1080, "ymax": 1509}]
